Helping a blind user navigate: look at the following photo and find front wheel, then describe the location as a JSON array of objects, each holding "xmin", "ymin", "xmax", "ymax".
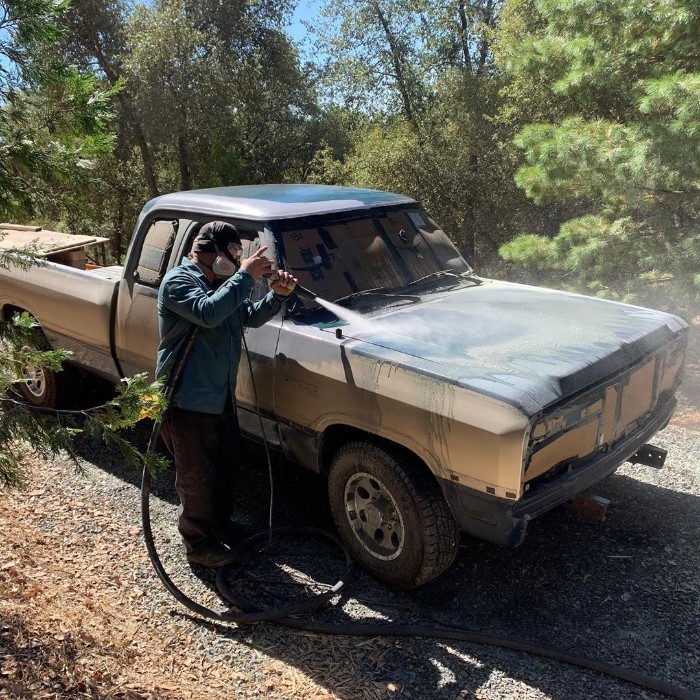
[{"xmin": 328, "ymin": 442, "xmax": 459, "ymax": 590}]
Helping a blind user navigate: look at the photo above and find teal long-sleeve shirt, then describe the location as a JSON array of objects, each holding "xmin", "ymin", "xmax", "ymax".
[{"xmin": 156, "ymin": 257, "xmax": 282, "ymax": 413}]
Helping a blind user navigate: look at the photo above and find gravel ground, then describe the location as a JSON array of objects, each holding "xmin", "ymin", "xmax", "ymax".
[{"xmin": 2, "ymin": 404, "xmax": 699, "ymax": 700}]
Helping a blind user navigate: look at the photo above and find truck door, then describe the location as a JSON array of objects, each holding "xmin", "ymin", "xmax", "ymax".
[
  {"xmin": 114, "ymin": 218, "xmax": 179, "ymax": 378},
  {"xmin": 115, "ymin": 216, "xmax": 282, "ymax": 444},
  {"xmin": 235, "ymin": 232, "xmax": 283, "ymax": 447}
]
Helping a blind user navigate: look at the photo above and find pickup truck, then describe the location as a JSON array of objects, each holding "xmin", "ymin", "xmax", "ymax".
[{"xmin": 0, "ymin": 184, "xmax": 688, "ymax": 589}]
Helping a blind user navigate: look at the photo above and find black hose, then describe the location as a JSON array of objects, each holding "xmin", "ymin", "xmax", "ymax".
[
  {"xmin": 140, "ymin": 437, "xmax": 700, "ymax": 700},
  {"xmin": 220, "ymin": 581, "xmax": 700, "ymax": 700},
  {"xmin": 141, "ymin": 464, "xmax": 351, "ymax": 623},
  {"xmin": 143, "ymin": 321, "xmax": 352, "ymax": 622}
]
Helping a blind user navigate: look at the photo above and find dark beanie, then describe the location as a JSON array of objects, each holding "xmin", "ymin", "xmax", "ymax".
[{"xmin": 192, "ymin": 221, "xmax": 241, "ymax": 254}]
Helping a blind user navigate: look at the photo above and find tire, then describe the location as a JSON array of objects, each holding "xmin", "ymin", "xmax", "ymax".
[
  {"xmin": 11, "ymin": 320, "xmax": 78, "ymax": 409},
  {"xmin": 11, "ymin": 332, "xmax": 111, "ymax": 410},
  {"xmin": 16, "ymin": 344, "xmax": 61, "ymax": 409},
  {"xmin": 2, "ymin": 313, "xmax": 61, "ymax": 409},
  {"xmin": 327, "ymin": 441, "xmax": 459, "ymax": 590}
]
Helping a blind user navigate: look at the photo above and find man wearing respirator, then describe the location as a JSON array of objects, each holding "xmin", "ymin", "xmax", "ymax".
[{"xmin": 156, "ymin": 221, "xmax": 296, "ymax": 567}]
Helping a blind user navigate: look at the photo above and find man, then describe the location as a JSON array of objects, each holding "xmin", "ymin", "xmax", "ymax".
[{"xmin": 156, "ymin": 221, "xmax": 296, "ymax": 568}]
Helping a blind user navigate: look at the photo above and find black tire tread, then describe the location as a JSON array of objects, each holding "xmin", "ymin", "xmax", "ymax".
[{"xmin": 329, "ymin": 441, "xmax": 459, "ymax": 589}]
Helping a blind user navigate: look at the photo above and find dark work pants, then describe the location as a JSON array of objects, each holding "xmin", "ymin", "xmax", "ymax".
[{"xmin": 160, "ymin": 405, "xmax": 241, "ymax": 553}]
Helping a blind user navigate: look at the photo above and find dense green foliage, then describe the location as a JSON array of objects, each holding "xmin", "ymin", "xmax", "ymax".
[
  {"xmin": 48, "ymin": 0, "xmax": 331, "ymax": 257},
  {"xmin": 0, "ymin": 1, "xmax": 166, "ymax": 487},
  {"xmin": 0, "ymin": 0, "xmax": 118, "ymax": 222},
  {"xmin": 498, "ymin": 0, "xmax": 700, "ymax": 308},
  {"xmin": 4, "ymin": 0, "xmax": 695, "ymax": 308}
]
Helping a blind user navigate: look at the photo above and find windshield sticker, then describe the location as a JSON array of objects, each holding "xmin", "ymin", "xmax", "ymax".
[{"xmin": 407, "ymin": 211, "xmax": 426, "ymax": 228}]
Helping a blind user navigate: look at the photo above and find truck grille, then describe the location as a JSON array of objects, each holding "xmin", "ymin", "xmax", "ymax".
[{"xmin": 525, "ymin": 334, "xmax": 686, "ymax": 482}]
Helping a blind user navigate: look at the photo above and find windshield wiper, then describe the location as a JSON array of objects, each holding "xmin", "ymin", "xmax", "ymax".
[
  {"xmin": 334, "ymin": 287, "xmax": 421, "ymax": 308},
  {"xmin": 399, "ymin": 269, "xmax": 481, "ymax": 290},
  {"xmin": 332, "ymin": 271, "xmax": 479, "ymax": 308}
]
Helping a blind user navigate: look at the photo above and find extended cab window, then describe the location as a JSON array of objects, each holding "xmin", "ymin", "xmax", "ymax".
[{"xmin": 134, "ymin": 219, "xmax": 178, "ymax": 287}]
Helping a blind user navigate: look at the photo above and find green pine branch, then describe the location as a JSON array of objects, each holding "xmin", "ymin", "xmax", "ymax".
[{"xmin": 1, "ymin": 311, "xmax": 169, "ymax": 488}]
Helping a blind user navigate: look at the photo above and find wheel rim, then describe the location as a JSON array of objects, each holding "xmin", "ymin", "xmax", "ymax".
[
  {"xmin": 22, "ymin": 364, "xmax": 46, "ymax": 398},
  {"xmin": 343, "ymin": 472, "xmax": 405, "ymax": 560}
]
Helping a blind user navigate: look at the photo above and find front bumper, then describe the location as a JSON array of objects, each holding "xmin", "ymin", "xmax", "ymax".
[{"xmin": 439, "ymin": 396, "xmax": 677, "ymax": 547}]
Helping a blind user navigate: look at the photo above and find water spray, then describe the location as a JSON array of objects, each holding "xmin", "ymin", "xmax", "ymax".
[{"xmin": 266, "ymin": 272, "xmax": 368, "ymax": 329}]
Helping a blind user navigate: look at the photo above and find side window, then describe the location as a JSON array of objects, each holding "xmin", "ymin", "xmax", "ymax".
[
  {"xmin": 134, "ymin": 219, "xmax": 178, "ymax": 287},
  {"xmin": 239, "ymin": 229, "xmax": 270, "ymax": 302}
]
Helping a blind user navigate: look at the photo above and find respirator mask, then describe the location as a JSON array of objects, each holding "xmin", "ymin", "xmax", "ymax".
[
  {"xmin": 211, "ymin": 243, "xmax": 242, "ymax": 278},
  {"xmin": 192, "ymin": 222, "xmax": 242, "ymax": 279}
]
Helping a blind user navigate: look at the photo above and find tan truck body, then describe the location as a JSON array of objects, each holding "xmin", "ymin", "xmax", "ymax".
[{"xmin": 0, "ymin": 186, "xmax": 687, "ymax": 587}]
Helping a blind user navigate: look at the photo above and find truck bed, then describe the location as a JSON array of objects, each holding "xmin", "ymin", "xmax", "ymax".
[
  {"xmin": 0, "ymin": 224, "xmax": 110, "ymax": 268},
  {"xmin": 0, "ymin": 256, "xmax": 123, "ymax": 381}
]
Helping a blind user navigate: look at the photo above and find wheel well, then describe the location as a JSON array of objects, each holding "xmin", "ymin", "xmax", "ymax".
[
  {"xmin": 2, "ymin": 305, "xmax": 50, "ymax": 344},
  {"xmin": 2, "ymin": 304, "xmax": 26, "ymax": 323},
  {"xmin": 319, "ymin": 424, "xmax": 434, "ymax": 482}
]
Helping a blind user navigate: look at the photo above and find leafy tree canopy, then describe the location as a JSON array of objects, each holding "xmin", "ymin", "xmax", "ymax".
[
  {"xmin": 121, "ymin": 0, "xmax": 320, "ymax": 189},
  {"xmin": 499, "ymin": 0, "xmax": 700, "ymax": 308},
  {"xmin": 0, "ymin": 1, "xmax": 161, "ymax": 488},
  {"xmin": 0, "ymin": 0, "xmax": 117, "ymax": 221}
]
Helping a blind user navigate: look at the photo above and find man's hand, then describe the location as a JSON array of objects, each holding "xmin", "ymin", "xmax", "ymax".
[
  {"xmin": 240, "ymin": 247, "xmax": 273, "ymax": 280},
  {"xmin": 269, "ymin": 270, "xmax": 298, "ymax": 297}
]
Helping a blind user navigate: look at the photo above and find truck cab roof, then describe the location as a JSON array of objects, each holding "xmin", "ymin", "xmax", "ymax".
[{"xmin": 141, "ymin": 184, "xmax": 417, "ymax": 221}]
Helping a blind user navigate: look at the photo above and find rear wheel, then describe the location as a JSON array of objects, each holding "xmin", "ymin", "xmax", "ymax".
[
  {"xmin": 18, "ymin": 353, "xmax": 59, "ymax": 408},
  {"xmin": 6, "ymin": 317, "xmax": 73, "ymax": 409},
  {"xmin": 328, "ymin": 441, "xmax": 459, "ymax": 589}
]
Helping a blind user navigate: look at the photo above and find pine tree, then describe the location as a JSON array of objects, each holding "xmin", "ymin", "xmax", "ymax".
[
  {"xmin": 498, "ymin": 0, "xmax": 700, "ymax": 310},
  {"xmin": 0, "ymin": 1, "xmax": 167, "ymax": 487},
  {"xmin": 0, "ymin": 1, "xmax": 119, "ymax": 222}
]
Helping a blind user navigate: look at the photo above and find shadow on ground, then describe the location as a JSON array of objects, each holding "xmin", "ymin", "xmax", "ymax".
[{"xmin": 71, "ymin": 424, "xmax": 700, "ymax": 700}]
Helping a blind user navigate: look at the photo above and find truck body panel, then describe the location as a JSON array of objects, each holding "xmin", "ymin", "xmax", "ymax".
[{"xmin": 1, "ymin": 262, "xmax": 122, "ymax": 380}]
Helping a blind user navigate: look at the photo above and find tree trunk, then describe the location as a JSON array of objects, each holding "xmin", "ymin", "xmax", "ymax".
[
  {"xmin": 177, "ymin": 134, "xmax": 192, "ymax": 191},
  {"xmin": 93, "ymin": 43, "xmax": 160, "ymax": 199},
  {"xmin": 114, "ymin": 91, "xmax": 160, "ymax": 198},
  {"xmin": 370, "ymin": 0, "xmax": 419, "ymax": 131},
  {"xmin": 477, "ymin": 0, "xmax": 495, "ymax": 72},
  {"xmin": 113, "ymin": 194, "xmax": 124, "ymax": 262},
  {"xmin": 457, "ymin": 1, "xmax": 473, "ymax": 73}
]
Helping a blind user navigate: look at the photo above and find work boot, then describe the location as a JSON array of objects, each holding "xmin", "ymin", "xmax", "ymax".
[{"xmin": 186, "ymin": 540, "xmax": 236, "ymax": 568}]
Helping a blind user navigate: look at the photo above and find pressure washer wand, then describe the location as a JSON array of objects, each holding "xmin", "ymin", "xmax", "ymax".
[
  {"xmin": 291, "ymin": 283, "xmax": 317, "ymax": 300},
  {"xmin": 265, "ymin": 272, "xmax": 317, "ymax": 300}
]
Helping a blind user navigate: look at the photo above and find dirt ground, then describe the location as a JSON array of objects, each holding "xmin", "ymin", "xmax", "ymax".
[
  {"xmin": 2, "ymin": 341, "xmax": 699, "ymax": 700},
  {"xmin": 0, "ymin": 449, "xmax": 352, "ymax": 700}
]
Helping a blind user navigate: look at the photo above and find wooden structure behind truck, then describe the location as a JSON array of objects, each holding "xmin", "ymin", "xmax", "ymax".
[{"xmin": 0, "ymin": 223, "xmax": 109, "ymax": 269}]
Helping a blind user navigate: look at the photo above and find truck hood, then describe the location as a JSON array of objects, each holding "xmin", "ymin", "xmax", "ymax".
[{"xmin": 338, "ymin": 280, "xmax": 687, "ymax": 416}]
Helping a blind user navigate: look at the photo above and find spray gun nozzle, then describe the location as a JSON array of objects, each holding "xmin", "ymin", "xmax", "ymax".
[
  {"xmin": 264, "ymin": 271, "xmax": 317, "ymax": 300},
  {"xmin": 292, "ymin": 284, "xmax": 317, "ymax": 300}
]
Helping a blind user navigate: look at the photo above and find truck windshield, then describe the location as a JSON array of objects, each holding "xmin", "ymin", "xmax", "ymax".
[{"xmin": 272, "ymin": 206, "xmax": 472, "ymax": 309}]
